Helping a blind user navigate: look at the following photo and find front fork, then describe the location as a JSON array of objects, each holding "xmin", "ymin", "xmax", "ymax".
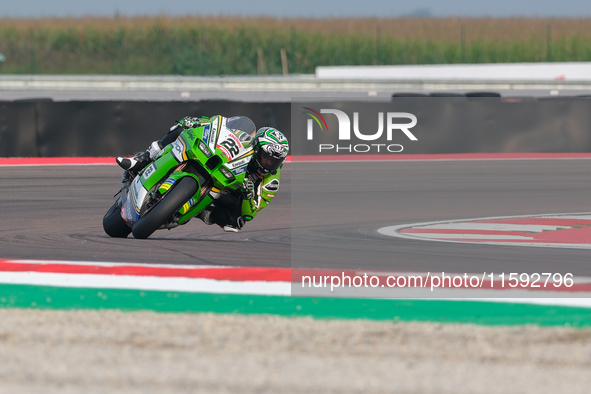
[{"xmin": 116, "ymin": 170, "xmax": 133, "ymax": 208}]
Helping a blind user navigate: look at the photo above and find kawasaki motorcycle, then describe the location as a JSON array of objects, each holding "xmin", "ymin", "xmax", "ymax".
[{"xmin": 103, "ymin": 116, "xmax": 255, "ymax": 239}]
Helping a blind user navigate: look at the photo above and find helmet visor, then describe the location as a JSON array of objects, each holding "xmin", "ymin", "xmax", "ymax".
[{"xmin": 255, "ymin": 145, "xmax": 285, "ymax": 172}]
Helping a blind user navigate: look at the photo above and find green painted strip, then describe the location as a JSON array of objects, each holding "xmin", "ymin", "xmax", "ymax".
[{"xmin": 1, "ymin": 284, "xmax": 591, "ymax": 327}]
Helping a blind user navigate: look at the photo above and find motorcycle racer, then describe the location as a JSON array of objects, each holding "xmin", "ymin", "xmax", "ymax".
[{"xmin": 116, "ymin": 116, "xmax": 289, "ymax": 232}]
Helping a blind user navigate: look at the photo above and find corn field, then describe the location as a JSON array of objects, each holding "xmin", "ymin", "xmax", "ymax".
[{"xmin": 1, "ymin": 17, "xmax": 591, "ymax": 75}]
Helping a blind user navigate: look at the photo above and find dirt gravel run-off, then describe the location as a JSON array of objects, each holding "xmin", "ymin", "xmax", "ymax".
[{"xmin": 0, "ymin": 308, "xmax": 590, "ymax": 394}]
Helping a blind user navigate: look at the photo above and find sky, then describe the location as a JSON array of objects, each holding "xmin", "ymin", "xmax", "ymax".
[{"xmin": 2, "ymin": 0, "xmax": 591, "ymax": 18}]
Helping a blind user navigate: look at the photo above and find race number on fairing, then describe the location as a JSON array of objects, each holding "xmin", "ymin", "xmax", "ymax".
[{"xmin": 217, "ymin": 134, "xmax": 241, "ymax": 160}]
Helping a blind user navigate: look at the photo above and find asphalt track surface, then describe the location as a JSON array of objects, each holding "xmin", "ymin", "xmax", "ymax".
[{"xmin": 2, "ymin": 159, "xmax": 591, "ymax": 276}]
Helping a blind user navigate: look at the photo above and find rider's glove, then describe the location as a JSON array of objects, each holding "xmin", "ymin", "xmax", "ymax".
[
  {"xmin": 241, "ymin": 178, "xmax": 255, "ymax": 200},
  {"xmin": 178, "ymin": 116, "xmax": 200, "ymax": 129}
]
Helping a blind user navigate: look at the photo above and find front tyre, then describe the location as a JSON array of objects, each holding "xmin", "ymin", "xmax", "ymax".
[
  {"xmin": 103, "ymin": 203, "xmax": 132, "ymax": 238},
  {"xmin": 132, "ymin": 177, "xmax": 198, "ymax": 239}
]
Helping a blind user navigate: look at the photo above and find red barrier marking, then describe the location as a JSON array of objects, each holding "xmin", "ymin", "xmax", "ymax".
[
  {"xmin": 0, "ymin": 260, "xmax": 291, "ymax": 282},
  {"xmin": 531, "ymin": 226, "xmax": 591, "ymax": 244},
  {"xmin": 2, "ymin": 153, "xmax": 591, "ymax": 166},
  {"xmin": 1, "ymin": 259, "xmax": 589, "ymax": 293},
  {"xmin": 476, "ymin": 218, "xmax": 591, "ymax": 226},
  {"xmin": 400, "ymin": 216, "xmax": 591, "ymax": 245},
  {"xmin": 401, "ymin": 228, "xmax": 532, "ymax": 236},
  {"xmin": 0, "ymin": 157, "xmax": 114, "ymax": 166},
  {"xmin": 291, "ymin": 153, "xmax": 591, "ymax": 161},
  {"xmin": 402, "ymin": 226, "xmax": 591, "ymax": 243}
]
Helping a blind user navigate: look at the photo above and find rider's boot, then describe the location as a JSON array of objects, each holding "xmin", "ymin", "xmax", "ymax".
[
  {"xmin": 116, "ymin": 141, "xmax": 163, "ymax": 173},
  {"xmin": 198, "ymin": 209, "xmax": 243, "ymax": 232},
  {"xmin": 197, "ymin": 209, "xmax": 214, "ymax": 225},
  {"xmin": 223, "ymin": 217, "xmax": 244, "ymax": 232}
]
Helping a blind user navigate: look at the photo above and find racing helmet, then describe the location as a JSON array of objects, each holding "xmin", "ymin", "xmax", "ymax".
[{"xmin": 248, "ymin": 127, "xmax": 289, "ymax": 177}]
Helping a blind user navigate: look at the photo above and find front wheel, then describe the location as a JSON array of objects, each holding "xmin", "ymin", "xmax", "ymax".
[
  {"xmin": 103, "ymin": 203, "xmax": 132, "ymax": 238},
  {"xmin": 132, "ymin": 177, "xmax": 198, "ymax": 239}
]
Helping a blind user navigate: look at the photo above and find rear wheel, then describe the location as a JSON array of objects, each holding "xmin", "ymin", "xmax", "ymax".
[
  {"xmin": 132, "ymin": 177, "xmax": 198, "ymax": 239},
  {"xmin": 103, "ymin": 203, "xmax": 132, "ymax": 238}
]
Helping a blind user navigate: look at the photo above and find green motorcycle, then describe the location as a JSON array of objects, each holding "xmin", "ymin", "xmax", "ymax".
[{"xmin": 103, "ymin": 115, "xmax": 255, "ymax": 239}]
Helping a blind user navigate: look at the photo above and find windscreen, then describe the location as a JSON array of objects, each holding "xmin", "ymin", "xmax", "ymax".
[{"xmin": 226, "ymin": 116, "xmax": 256, "ymax": 135}]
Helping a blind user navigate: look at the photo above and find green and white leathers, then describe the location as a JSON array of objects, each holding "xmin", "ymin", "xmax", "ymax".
[
  {"xmin": 105, "ymin": 115, "xmax": 266, "ymax": 239},
  {"xmin": 241, "ymin": 127, "xmax": 289, "ymax": 222}
]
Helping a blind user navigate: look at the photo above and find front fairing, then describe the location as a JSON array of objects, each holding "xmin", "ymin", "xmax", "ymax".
[
  {"xmin": 191, "ymin": 115, "xmax": 254, "ymax": 187},
  {"xmin": 120, "ymin": 175, "xmax": 145, "ymax": 226}
]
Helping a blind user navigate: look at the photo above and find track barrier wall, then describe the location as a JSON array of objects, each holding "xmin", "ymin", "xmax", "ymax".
[
  {"xmin": 1, "ymin": 98, "xmax": 591, "ymax": 157},
  {"xmin": 0, "ymin": 100, "xmax": 290, "ymax": 157},
  {"xmin": 292, "ymin": 97, "xmax": 591, "ymax": 156}
]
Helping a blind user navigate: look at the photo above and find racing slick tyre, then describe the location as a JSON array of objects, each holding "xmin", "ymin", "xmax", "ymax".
[
  {"xmin": 103, "ymin": 203, "xmax": 132, "ymax": 238},
  {"xmin": 132, "ymin": 177, "xmax": 198, "ymax": 239}
]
